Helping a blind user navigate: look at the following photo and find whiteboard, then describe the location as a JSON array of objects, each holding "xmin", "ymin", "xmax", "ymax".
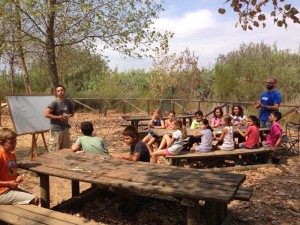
[{"xmin": 6, "ymin": 95, "xmax": 55, "ymax": 135}]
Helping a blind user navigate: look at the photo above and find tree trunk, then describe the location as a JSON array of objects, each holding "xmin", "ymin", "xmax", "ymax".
[
  {"xmin": 46, "ymin": 0, "xmax": 59, "ymax": 94},
  {"xmin": 9, "ymin": 56, "xmax": 15, "ymax": 94},
  {"xmin": 15, "ymin": 0, "xmax": 32, "ymax": 94}
]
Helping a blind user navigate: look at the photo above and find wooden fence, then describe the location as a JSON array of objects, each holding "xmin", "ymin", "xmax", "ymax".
[{"xmin": 70, "ymin": 98, "xmax": 300, "ymax": 122}]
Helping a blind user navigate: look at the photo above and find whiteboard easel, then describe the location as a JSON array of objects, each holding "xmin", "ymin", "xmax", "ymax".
[{"xmin": 6, "ymin": 95, "xmax": 55, "ymax": 158}]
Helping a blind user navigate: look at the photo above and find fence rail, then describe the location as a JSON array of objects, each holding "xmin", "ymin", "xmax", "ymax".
[{"xmin": 70, "ymin": 98, "xmax": 299, "ymax": 122}]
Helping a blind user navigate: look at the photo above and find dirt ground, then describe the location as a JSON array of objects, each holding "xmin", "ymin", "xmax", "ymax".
[{"xmin": 1, "ymin": 109, "xmax": 299, "ymax": 225}]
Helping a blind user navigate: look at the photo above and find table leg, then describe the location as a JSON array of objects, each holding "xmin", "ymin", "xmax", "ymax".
[
  {"xmin": 40, "ymin": 174, "xmax": 50, "ymax": 208},
  {"xmin": 215, "ymin": 203, "xmax": 227, "ymax": 224},
  {"xmin": 187, "ymin": 205, "xmax": 200, "ymax": 225},
  {"xmin": 72, "ymin": 180, "xmax": 80, "ymax": 197},
  {"xmin": 205, "ymin": 201, "xmax": 216, "ymax": 225}
]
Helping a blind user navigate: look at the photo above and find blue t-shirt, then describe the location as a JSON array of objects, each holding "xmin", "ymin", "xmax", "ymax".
[{"xmin": 260, "ymin": 90, "xmax": 282, "ymax": 121}]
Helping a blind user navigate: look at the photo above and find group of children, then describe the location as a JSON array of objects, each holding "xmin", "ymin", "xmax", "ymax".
[
  {"xmin": 0, "ymin": 105, "xmax": 283, "ymax": 210},
  {"xmin": 189, "ymin": 106, "xmax": 282, "ymax": 153}
]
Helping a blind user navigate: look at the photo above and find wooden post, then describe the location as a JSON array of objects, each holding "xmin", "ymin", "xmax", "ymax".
[
  {"xmin": 147, "ymin": 99, "xmax": 150, "ymax": 115},
  {"xmin": 71, "ymin": 180, "xmax": 80, "ymax": 197},
  {"xmin": 197, "ymin": 101, "xmax": 200, "ymax": 111},
  {"xmin": 171, "ymin": 100, "xmax": 173, "ymax": 111},
  {"xmin": 181, "ymin": 199, "xmax": 200, "ymax": 225},
  {"xmin": 215, "ymin": 203, "xmax": 227, "ymax": 224},
  {"xmin": 40, "ymin": 174, "xmax": 50, "ymax": 208},
  {"xmin": 205, "ymin": 201, "xmax": 216, "ymax": 225}
]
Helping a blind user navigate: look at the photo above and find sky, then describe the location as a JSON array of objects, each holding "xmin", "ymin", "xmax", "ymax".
[{"xmin": 104, "ymin": 0, "xmax": 300, "ymax": 71}]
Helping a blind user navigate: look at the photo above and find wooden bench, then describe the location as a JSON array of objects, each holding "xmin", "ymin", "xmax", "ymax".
[
  {"xmin": 166, "ymin": 147, "xmax": 285, "ymax": 166},
  {"xmin": 0, "ymin": 204, "xmax": 99, "ymax": 225}
]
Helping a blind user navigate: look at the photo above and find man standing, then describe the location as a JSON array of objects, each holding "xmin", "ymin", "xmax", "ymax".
[
  {"xmin": 45, "ymin": 85, "xmax": 74, "ymax": 151},
  {"xmin": 255, "ymin": 78, "xmax": 282, "ymax": 128}
]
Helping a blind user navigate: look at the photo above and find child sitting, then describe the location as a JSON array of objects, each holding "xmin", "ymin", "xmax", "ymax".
[
  {"xmin": 164, "ymin": 111, "xmax": 175, "ymax": 129},
  {"xmin": 150, "ymin": 119, "xmax": 185, "ymax": 163},
  {"xmin": 72, "ymin": 121, "xmax": 110, "ymax": 156},
  {"xmin": 231, "ymin": 104, "xmax": 247, "ymax": 144},
  {"xmin": 211, "ymin": 107, "xmax": 223, "ymax": 128},
  {"xmin": 262, "ymin": 111, "xmax": 282, "ymax": 147},
  {"xmin": 142, "ymin": 109, "xmax": 165, "ymax": 153},
  {"xmin": 190, "ymin": 119, "xmax": 213, "ymax": 152},
  {"xmin": 120, "ymin": 126, "xmax": 150, "ymax": 162},
  {"xmin": 188, "ymin": 110, "xmax": 204, "ymax": 149},
  {"xmin": 0, "ymin": 128, "xmax": 39, "ymax": 205},
  {"xmin": 215, "ymin": 115, "xmax": 235, "ymax": 151},
  {"xmin": 237, "ymin": 115, "xmax": 260, "ymax": 149}
]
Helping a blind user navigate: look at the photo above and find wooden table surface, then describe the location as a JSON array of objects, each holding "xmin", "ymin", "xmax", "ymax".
[
  {"xmin": 18, "ymin": 149, "xmax": 247, "ymax": 225},
  {"xmin": 18, "ymin": 149, "xmax": 245, "ymax": 204}
]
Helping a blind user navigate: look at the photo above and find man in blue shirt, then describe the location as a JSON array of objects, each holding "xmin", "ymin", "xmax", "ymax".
[{"xmin": 255, "ymin": 78, "xmax": 282, "ymax": 128}]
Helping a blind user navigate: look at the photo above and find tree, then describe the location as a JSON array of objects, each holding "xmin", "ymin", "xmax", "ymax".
[
  {"xmin": 2, "ymin": 0, "xmax": 172, "ymax": 92},
  {"xmin": 219, "ymin": 0, "xmax": 300, "ymax": 30}
]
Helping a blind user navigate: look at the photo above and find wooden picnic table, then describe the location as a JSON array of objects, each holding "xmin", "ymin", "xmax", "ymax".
[
  {"xmin": 122, "ymin": 114, "xmax": 194, "ymax": 128},
  {"xmin": 18, "ymin": 149, "xmax": 247, "ymax": 225}
]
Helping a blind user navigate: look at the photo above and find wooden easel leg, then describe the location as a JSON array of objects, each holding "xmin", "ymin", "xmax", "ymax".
[
  {"xmin": 41, "ymin": 132, "xmax": 48, "ymax": 153},
  {"xmin": 31, "ymin": 133, "xmax": 37, "ymax": 158}
]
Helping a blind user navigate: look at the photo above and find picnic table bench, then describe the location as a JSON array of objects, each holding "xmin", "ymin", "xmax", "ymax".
[
  {"xmin": 0, "ymin": 204, "xmax": 99, "ymax": 225},
  {"xmin": 17, "ymin": 149, "xmax": 250, "ymax": 225},
  {"xmin": 165, "ymin": 147, "xmax": 285, "ymax": 166}
]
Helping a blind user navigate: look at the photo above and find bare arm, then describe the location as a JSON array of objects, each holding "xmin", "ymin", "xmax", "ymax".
[
  {"xmin": 215, "ymin": 127, "xmax": 228, "ymax": 141},
  {"xmin": 121, "ymin": 152, "xmax": 141, "ymax": 162},
  {"xmin": 44, "ymin": 107, "xmax": 68, "ymax": 121},
  {"xmin": 71, "ymin": 143, "xmax": 80, "ymax": 152},
  {"xmin": 237, "ymin": 127, "xmax": 249, "ymax": 138}
]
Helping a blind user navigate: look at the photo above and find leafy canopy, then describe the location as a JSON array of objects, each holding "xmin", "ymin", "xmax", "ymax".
[{"xmin": 219, "ymin": 0, "xmax": 300, "ymax": 30}]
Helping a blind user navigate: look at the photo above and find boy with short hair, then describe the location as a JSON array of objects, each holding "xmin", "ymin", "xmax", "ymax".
[
  {"xmin": 188, "ymin": 110, "xmax": 204, "ymax": 149},
  {"xmin": 72, "ymin": 121, "xmax": 110, "ymax": 156},
  {"xmin": 0, "ymin": 128, "xmax": 39, "ymax": 205},
  {"xmin": 120, "ymin": 126, "xmax": 150, "ymax": 162}
]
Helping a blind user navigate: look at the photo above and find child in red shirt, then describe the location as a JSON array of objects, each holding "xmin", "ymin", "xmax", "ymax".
[{"xmin": 237, "ymin": 115, "xmax": 260, "ymax": 149}]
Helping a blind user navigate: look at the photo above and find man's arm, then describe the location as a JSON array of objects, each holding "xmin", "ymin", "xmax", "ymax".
[
  {"xmin": 44, "ymin": 107, "xmax": 68, "ymax": 121},
  {"xmin": 261, "ymin": 103, "xmax": 280, "ymax": 111}
]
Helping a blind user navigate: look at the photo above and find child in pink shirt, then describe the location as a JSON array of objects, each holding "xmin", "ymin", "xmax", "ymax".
[
  {"xmin": 237, "ymin": 115, "xmax": 260, "ymax": 149},
  {"xmin": 262, "ymin": 111, "xmax": 282, "ymax": 147}
]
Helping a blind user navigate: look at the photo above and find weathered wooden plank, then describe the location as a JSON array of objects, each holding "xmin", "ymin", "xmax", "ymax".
[
  {"xmin": 166, "ymin": 147, "xmax": 276, "ymax": 159},
  {"xmin": 0, "ymin": 205, "xmax": 98, "ymax": 225}
]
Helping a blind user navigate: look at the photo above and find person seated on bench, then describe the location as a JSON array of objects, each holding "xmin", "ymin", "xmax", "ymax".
[
  {"xmin": 237, "ymin": 115, "xmax": 260, "ymax": 149},
  {"xmin": 119, "ymin": 126, "xmax": 150, "ymax": 162},
  {"xmin": 151, "ymin": 119, "xmax": 185, "ymax": 163},
  {"xmin": 261, "ymin": 111, "xmax": 282, "ymax": 148},
  {"xmin": 230, "ymin": 104, "xmax": 247, "ymax": 143},
  {"xmin": 0, "ymin": 128, "xmax": 39, "ymax": 205},
  {"xmin": 215, "ymin": 115, "xmax": 235, "ymax": 151},
  {"xmin": 72, "ymin": 121, "xmax": 111, "ymax": 157},
  {"xmin": 261, "ymin": 112, "xmax": 282, "ymax": 164},
  {"xmin": 188, "ymin": 110, "xmax": 204, "ymax": 149},
  {"xmin": 211, "ymin": 107, "xmax": 223, "ymax": 128},
  {"xmin": 190, "ymin": 119, "xmax": 213, "ymax": 153},
  {"xmin": 164, "ymin": 110, "xmax": 176, "ymax": 129},
  {"xmin": 142, "ymin": 109, "xmax": 165, "ymax": 154}
]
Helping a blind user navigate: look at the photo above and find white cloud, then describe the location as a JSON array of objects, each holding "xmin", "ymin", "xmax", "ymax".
[{"xmin": 104, "ymin": 7, "xmax": 300, "ymax": 71}]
